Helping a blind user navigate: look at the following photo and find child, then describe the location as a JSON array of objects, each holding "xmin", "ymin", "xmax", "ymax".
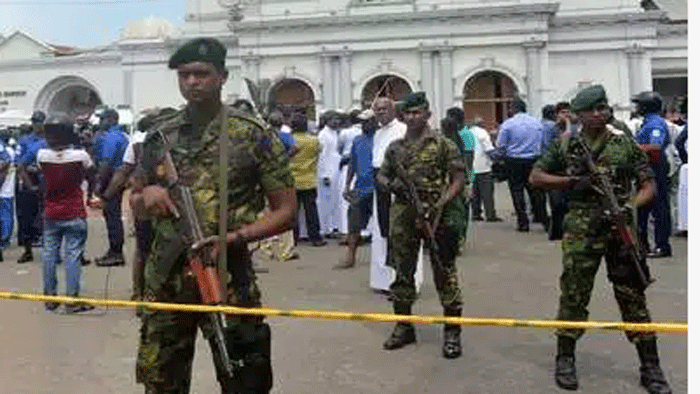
[{"xmin": 38, "ymin": 117, "xmax": 94, "ymax": 313}]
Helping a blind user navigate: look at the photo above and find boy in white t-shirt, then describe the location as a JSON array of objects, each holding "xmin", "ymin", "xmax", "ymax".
[{"xmin": 470, "ymin": 117, "xmax": 502, "ymax": 222}]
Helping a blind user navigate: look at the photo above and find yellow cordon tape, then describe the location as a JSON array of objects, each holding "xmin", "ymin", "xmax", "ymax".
[{"xmin": 0, "ymin": 291, "xmax": 687, "ymax": 334}]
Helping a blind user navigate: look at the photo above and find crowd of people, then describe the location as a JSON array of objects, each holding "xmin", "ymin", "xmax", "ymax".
[{"xmin": 0, "ymin": 36, "xmax": 686, "ymax": 394}]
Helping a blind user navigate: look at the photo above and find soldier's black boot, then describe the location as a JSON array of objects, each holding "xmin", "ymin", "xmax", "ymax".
[
  {"xmin": 383, "ymin": 303, "xmax": 416, "ymax": 350},
  {"xmin": 442, "ymin": 307, "xmax": 462, "ymax": 359},
  {"xmin": 636, "ymin": 339, "xmax": 672, "ymax": 394},
  {"xmin": 555, "ymin": 336, "xmax": 578, "ymax": 390},
  {"xmin": 17, "ymin": 245, "xmax": 33, "ymax": 264}
]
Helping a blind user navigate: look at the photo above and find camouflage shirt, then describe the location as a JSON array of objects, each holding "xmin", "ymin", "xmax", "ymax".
[
  {"xmin": 380, "ymin": 127, "xmax": 465, "ymax": 213},
  {"xmin": 534, "ymin": 128, "xmax": 653, "ymax": 208},
  {"xmin": 140, "ymin": 106, "xmax": 294, "ymax": 236}
]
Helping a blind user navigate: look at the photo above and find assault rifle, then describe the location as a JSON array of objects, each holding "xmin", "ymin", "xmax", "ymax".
[
  {"xmin": 393, "ymin": 158, "xmax": 446, "ymax": 286},
  {"xmin": 577, "ymin": 138, "xmax": 654, "ymax": 289},
  {"xmin": 158, "ymin": 138, "xmax": 238, "ymax": 391}
]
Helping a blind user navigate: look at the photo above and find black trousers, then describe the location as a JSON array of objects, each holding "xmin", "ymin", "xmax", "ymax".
[
  {"xmin": 471, "ymin": 172, "xmax": 497, "ymax": 220},
  {"xmin": 505, "ymin": 157, "xmax": 547, "ymax": 228},
  {"xmin": 295, "ymin": 189, "xmax": 322, "ymax": 242},
  {"xmin": 16, "ymin": 187, "xmax": 41, "ymax": 246},
  {"xmin": 638, "ymin": 163, "xmax": 672, "ymax": 253},
  {"xmin": 103, "ymin": 189, "xmax": 124, "ymax": 254}
]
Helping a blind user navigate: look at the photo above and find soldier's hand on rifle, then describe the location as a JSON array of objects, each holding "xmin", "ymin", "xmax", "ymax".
[
  {"xmin": 140, "ymin": 185, "xmax": 180, "ymax": 219},
  {"xmin": 567, "ymin": 175, "xmax": 594, "ymax": 191},
  {"xmin": 192, "ymin": 231, "xmax": 246, "ymax": 261}
]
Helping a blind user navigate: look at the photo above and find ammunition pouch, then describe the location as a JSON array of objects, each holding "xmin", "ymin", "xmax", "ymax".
[{"xmin": 222, "ymin": 322, "xmax": 273, "ymax": 394}]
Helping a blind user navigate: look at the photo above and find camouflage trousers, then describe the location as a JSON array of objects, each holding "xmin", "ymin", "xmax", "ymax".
[
  {"xmin": 556, "ymin": 207, "xmax": 654, "ymax": 343},
  {"xmin": 136, "ymin": 219, "xmax": 265, "ymax": 393},
  {"xmin": 388, "ymin": 203, "xmax": 463, "ymax": 308}
]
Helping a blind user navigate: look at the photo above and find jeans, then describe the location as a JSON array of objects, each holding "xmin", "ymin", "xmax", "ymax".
[
  {"xmin": 43, "ymin": 218, "xmax": 88, "ymax": 296},
  {"xmin": 0, "ymin": 197, "xmax": 14, "ymax": 248},
  {"xmin": 103, "ymin": 190, "xmax": 124, "ymax": 254}
]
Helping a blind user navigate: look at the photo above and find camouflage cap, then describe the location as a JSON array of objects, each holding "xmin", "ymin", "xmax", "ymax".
[
  {"xmin": 168, "ymin": 37, "xmax": 227, "ymax": 70},
  {"xmin": 400, "ymin": 91, "xmax": 429, "ymax": 111},
  {"xmin": 570, "ymin": 85, "xmax": 608, "ymax": 113}
]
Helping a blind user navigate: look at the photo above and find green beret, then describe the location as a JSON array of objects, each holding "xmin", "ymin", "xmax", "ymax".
[
  {"xmin": 168, "ymin": 37, "xmax": 227, "ymax": 70},
  {"xmin": 400, "ymin": 91, "xmax": 429, "ymax": 111},
  {"xmin": 570, "ymin": 85, "xmax": 608, "ymax": 113}
]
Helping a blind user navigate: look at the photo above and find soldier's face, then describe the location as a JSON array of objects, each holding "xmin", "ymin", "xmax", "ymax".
[
  {"xmin": 402, "ymin": 106, "xmax": 430, "ymax": 133},
  {"xmin": 177, "ymin": 61, "xmax": 228, "ymax": 104},
  {"xmin": 578, "ymin": 104, "xmax": 608, "ymax": 131}
]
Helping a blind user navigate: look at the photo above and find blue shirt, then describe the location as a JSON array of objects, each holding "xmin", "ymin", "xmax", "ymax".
[
  {"xmin": 350, "ymin": 132, "xmax": 374, "ymax": 195},
  {"xmin": 496, "ymin": 113, "xmax": 544, "ymax": 159},
  {"xmin": 541, "ymin": 119, "xmax": 559, "ymax": 149},
  {"xmin": 636, "ymin": 113, "xmax": 670, "ymax": 147},
  {"xmin": 277, "ymin": 130, "xmax": 296, "ymax": 156},
  {"xmin": 99, "ymin": 125, "xmax": 129, "ymax": 168},
  {"xmin": 91, "ymin": 130, "xmax": 106, "ymax": 163},
  {"xmin": 17, "ymin": 132, "xmax": 47, "ymax": 166}
]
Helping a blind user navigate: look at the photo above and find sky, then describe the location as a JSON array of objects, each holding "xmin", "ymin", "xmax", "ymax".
[{"xmin": 0, "ymin": 0, "xmax": 185, "ymax": 48}]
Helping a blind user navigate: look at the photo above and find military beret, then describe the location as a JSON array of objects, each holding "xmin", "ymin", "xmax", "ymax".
[
  {"xmin": 570, "ymin": 85, "xmax": 608, "ymax": 113},
  {"xmin": 168, "ymin": 37, "xmax": 227, "ymax": 70},
  {"xmin": 400, "ymin": 91, "xmax": 429, "ymax": 111}
]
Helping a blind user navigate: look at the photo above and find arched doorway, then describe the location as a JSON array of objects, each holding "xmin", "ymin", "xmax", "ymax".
[
  {"xmin": 35, "ymin": 76, "xmax": 102, "ymax": 121},
  {"xmin": 361, "ymin": 75, "xmax": 412, "ymax": 109},
  {"xmin": 463, "ymin": 71, "xmax": 518, "ymax": 131},
  {"xmin": 268, "ymin": 78, "xmax": 316, "ymax": 119}
]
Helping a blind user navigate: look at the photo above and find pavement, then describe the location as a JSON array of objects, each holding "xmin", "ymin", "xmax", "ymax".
[{"xmin": 0, "ymin": 183, "xmax": 688, "ymax": 393}]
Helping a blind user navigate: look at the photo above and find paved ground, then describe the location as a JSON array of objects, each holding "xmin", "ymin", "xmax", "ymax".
[{"xmin": 0, "ymin": 184, "xmax": 687, "ymax": 393}]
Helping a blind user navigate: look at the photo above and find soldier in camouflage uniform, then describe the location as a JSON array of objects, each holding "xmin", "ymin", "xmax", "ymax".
[
  {"xmin": 130, "ymin": 38, "xmax": 296, "ymax": 394},
  {"xmin": 530, "ymin": 85, "xmax": 671, "ymax": 394},
  {"xmin": 377, "ymin": 92, "xmax": 468, "ymax": 359}
]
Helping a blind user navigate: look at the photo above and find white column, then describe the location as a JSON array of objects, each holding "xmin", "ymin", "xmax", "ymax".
[
  {"xmin": 627, "ymin": 45, "xmax": 652, "ymax": 96},
  {"xmin": 341, "ymin": 51, "xmax": 353, "ymax": 110},
  {"xmin": 321, "ymin": 54, "xmax": 333, "ymax": 110},
  {"xmin": 440, "ymin": 48, "xmax": 453, "ymax": 121},
  {"xmin": 524, "ymin": 41, "xmax": 544, "ymax": 116}
]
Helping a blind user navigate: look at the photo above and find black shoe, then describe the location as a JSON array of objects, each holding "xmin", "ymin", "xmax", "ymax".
[
  {"xmin": 0, "ymin": 249, "xmax": 3, "ymax": 262},
  {"xmin": 647, "ymin": 248, "xmax": 672, "ymax": 259},
  {"xmin": 17, "ymin": 251, "xmax": 33, "ymax": 264},
  {"xmin": 555, "ymin": 355, "xmax": 579, "ymax": 390},
  {"xmin": 472, "ymin": 216, "xmax": 484, "ymax": 221},
  {"xmin": 516, "ymin": 225, "xmax": 529, "ymax": 232},
  {"xmin": 637, "ymin": 339, "xmax": 672, "ymax": 394},
  {"xmin": 555, "ymin": 336, "xmax": 578, "ymax": 390},
  {"xmin": 310, "ymin": 240, "xmax": 327, "ymax": 247},
  {"xmin": 442, "ymin": 325, "xmax": 462, "ymax": 359},
  {"xmin": 383, "ymin": 323, "xmax": 416, "ymax": 350},
  {"xmin": 333, "ymin": 259, "xmax": 355, "ymax": 270},
  {"xmin": 81, "ymin": 256, "xmax": 91, "ymax": 266},
  {"xmin": 486, "ymin": 217, "xmax": 504, "ymax": 222},
  {"xmin": 45, "ymin": 301, "xmax": 60, "ymax": 312},
  {"xmin": 95, "ymin": 252, "xmax": 125, "ymax": 267},
  {"xmin": 64, "ymin": 303, "xmax": 96, "ymax": 314}
]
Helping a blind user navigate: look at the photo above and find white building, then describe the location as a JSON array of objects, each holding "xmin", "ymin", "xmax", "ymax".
[{"xmin": 0, "ymin": 0, "xmax": 687, "ymax": 130}]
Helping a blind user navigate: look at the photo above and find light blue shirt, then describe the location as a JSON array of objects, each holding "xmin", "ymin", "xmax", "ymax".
[{"xmin": 496, "ymin": 113, "xmax": 544, "ymax": 159}]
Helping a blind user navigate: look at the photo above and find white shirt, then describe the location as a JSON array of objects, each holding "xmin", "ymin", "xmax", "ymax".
[
  {"xmin": 0, "ymin": 145, "xmax": 16, "ymax": 198},
  {"xmin": 338, "ymin": 124, "xmax": 362, "ymax": 159},
  {"xmin": 372, "ymin": 118, "xmax": 406, "ymax": 168},
  {"xmin": 472, "ymin": 126, "xmax": 495, "ymax": 174},
  {"xmin": 122, "ymin": 131, "xmax": 147, "ymax": 166},
  {"xmin": 317, "ymin": 126, "xmax": 341, "ymax": 179}
]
